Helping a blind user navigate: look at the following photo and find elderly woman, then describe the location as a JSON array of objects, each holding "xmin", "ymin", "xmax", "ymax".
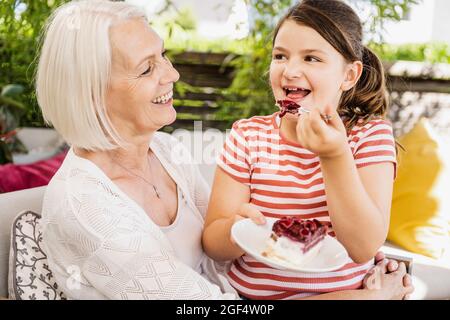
[{"xmin": 37, "ymin": 0, "xmax": 411, "ymax": 300}]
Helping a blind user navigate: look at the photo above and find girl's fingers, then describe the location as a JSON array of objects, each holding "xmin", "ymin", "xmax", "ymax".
[
  {"xmin": 323, "ymin": 105, "xmax": 345, "ymax": 132},
  {"xmin": 309, "ymin": 107, "xmax": 328, "ymax": 135},
  {"xmin": 237, "ymin": 203, "xmax": 266, "ymax": 225},
  {"xmin": 298, "ymin": 108, "xmax": 325, "ymax": 146},
  {"xmin": 296, "ymin": 112, "xmax": 307, "ymax": 145},
  {"xmin": 298, "ymin": 112, "xmax": 312, "ymax": 146}
]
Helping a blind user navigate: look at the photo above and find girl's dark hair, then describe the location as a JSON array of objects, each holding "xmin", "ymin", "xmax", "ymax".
[{"xmin": 273, "ymin": 0, "xmax": 389, "ymax": 131}]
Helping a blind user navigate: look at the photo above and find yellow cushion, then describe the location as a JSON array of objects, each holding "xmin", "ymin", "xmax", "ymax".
[{"xmin": 388, "ymin": 118, "xmax": 450, "ymax": 259}]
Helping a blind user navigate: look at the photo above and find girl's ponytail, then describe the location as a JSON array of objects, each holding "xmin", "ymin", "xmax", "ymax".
[{"xmin": 339, "ymin": 46, "xmax": 389, "ymax": 130}]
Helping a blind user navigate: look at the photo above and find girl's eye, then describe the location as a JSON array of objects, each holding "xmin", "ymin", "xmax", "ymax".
[
  {"xmin": 273, "ymin": 54, "xmax": 286, "ymax": 60},
  {"xmin": 305, "ymin": 55, "xmax": 320, "ymax": 62}
]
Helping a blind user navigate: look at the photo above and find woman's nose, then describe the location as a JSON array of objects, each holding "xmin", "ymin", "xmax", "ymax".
[{"xmin": 160, "ymin": 60, "xmax": 180, "ymax": 84}]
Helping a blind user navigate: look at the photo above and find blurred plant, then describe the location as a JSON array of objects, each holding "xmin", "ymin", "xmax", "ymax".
[
  {"xmin": 370, "ymin": 42, "xmax": 450, "ymax": 64},
  {"xmin": 0, "ymin": 0, "xmax": 69, "ymax": 128},
  {"xmin": 151, "ymin": 6, "xmax": 197, "ymax": 40},
  {"xmin": 0, "ymin": 84, "xmax": 28, "ymax": 164}
]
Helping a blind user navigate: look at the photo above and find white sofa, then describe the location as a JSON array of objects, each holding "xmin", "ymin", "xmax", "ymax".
[{"xmin": 1, "ymin": 131, "xmax": 450, "ymax": 299}]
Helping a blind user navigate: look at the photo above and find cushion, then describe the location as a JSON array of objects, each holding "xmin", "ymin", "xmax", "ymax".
[
  {"xmin": 0, "ymin": 150, "xmax": 67, "ymax": 194},
  {"xmin": 388, "ymin": 118, "xmax": 450, "ymax": 259},
  {"xmin": 8, "ymin": 211, "xmax": 66, "ymax": 300}
]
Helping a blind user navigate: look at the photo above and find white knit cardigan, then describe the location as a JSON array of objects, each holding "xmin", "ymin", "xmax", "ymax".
[{"xmin": 41, "ymin": 132, "xmax": 237, "ymax": 300}]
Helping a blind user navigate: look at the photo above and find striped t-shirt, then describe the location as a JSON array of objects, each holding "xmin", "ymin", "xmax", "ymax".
[{"xmin": 217, "ymin": 112, "xmax": 397, "ymax": 300}]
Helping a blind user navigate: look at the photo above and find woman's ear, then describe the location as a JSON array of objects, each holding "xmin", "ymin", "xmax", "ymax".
[{"xmin": 341, "ymin": 60, "xmax": 363, "ymax": 91}]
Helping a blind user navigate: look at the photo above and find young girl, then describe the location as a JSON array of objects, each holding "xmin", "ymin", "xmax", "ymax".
[{"xmin": 203, "ymin": 0, "xmax": 410, "ymax": 299}]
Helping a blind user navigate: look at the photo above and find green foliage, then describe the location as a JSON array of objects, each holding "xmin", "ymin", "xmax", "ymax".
[
  {"xmin": 220, "ymin": 0, "xmax": 292, "ymax": 120},
  {"xmin": 370, "ymin": 42, "xmax": 450, "ymax": 64},
  {"xmin": 0, "ymin": 84, "xmax": 28, "ymax": 164},
  {"xmin": 0, "ymin": 0, "xmax": 69, "ymax": 128},
  {"xmin": 151, "ymin": 5, "xmax": 197, "ymax": 41}
]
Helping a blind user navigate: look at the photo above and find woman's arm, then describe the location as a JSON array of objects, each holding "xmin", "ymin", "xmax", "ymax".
[
  {"xmin": 54, "ymin": 173, "xmax": 236, "ymax": 300},
  {"xmin": 82, "ymin": 231, "xmax": 235, "ymax": 300},
  {"xmin": 202, "ymin": 167, "xmax": 265, "ymax": 262}
]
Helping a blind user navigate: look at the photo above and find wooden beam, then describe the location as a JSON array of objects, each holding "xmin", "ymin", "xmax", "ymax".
[{"xmin": 387, "ymin": 76, "xmax": 450, "ymax": 94}]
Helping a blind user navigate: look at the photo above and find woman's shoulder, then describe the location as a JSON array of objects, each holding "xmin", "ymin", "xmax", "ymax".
[{"xmin": 43, "ymin": 149, "xmax": 120, "ymax": 216}]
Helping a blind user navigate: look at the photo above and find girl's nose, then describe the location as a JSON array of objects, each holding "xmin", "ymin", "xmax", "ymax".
[{"xmin": 283, "ymin": 61, "xmax": 303, "ymax": 79}]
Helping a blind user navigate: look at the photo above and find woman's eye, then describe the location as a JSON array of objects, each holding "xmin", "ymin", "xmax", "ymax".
[
  {"xmin": 162, "ymin": 50, "xmax": 172, "ymax": 64},
  {"xmin": 141, "ymin": 65, "xmax": 152, "ymax": 76}
]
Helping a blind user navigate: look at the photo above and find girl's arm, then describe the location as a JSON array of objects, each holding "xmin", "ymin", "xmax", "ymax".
[
  {"xmin": 296, "ymin": 107, "xmax": 394, "ymax": 263},
  {"xmin": 202, "ymin": 167, "xmax": 265, "ymax": 262},
  {"xmin": 320, "ymin": 154, "xmax": 393, "ymax": 263}
]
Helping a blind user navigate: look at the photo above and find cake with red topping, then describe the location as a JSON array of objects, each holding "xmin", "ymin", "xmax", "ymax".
[
  {"xmin": 277, "ymin": 100, "xmax": 301, "ymax": 118},
  {"xmin": 262, "ymin": 217, "xmax": 328, "ymax": 266}
]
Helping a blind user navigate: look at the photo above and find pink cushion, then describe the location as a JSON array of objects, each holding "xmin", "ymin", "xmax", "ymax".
[{"xmin": 0, "ymin": 151, "xmax": 67, "ymax": 193}]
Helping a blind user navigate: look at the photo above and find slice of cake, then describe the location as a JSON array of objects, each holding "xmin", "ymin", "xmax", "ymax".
[
  {"xmin": 262, "ymin": 217, "xmax": 328, "ymax": 266},
  {"xmin": 277, "ymin": 100, "xmax": 301, "ymax": 118}
]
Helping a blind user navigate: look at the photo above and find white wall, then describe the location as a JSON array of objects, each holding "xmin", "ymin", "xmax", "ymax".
[
  {"xmin": 127, "ymin": 0, "xmax": 248, "ymax": 39},
  {"xmin": 431, "ymin": 0, "xmax": 450, "ymax": 44},
  {"xmin": 382, "ymin": 0, "xmax": 435, "ymax": 44}
]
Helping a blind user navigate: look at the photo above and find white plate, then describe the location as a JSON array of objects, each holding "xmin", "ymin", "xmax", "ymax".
[{"xmin": 231, "ymin": 218, "xmax": 349, "ymax": 273}]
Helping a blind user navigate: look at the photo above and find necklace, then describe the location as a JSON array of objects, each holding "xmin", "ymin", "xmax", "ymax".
[{"xmin": 112, "ymin": 152, "xmax": 162, "ymax": 199}]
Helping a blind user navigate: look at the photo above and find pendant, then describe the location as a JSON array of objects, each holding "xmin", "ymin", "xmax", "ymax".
[{"xmin": 153, "ymin": 185, "xmax": 161, "ymax": 199}]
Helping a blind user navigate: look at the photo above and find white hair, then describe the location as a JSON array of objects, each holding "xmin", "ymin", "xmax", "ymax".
[{"xmin": 36, "ymin": 0, "xmax": 146, "ymax": 151}]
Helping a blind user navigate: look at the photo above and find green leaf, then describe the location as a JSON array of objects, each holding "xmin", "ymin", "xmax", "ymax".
[
  {"xmin": 1, "ymin": 84, "xmax": 24, "ymax": 97},
  {"xmin": 0, "ymin": 140, "xmax": 13, "ymax": 164}
]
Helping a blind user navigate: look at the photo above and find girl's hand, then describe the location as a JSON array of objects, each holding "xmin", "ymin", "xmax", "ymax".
[
  {"xmin": 295, "ymin": 105, "xmax": 348, "ymax": 158},
  {"xmin": 229, "ymin": 203, "xmax": 266, "ymax": 245}
]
